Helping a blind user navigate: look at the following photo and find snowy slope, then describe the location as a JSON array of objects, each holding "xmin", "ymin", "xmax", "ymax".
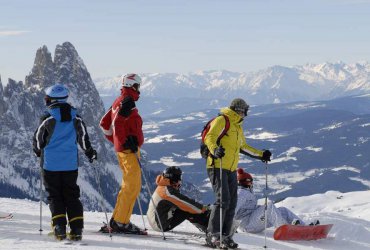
[{"xmin": 1, "ymin": 190, "xmax": 369, "ymax": 250}]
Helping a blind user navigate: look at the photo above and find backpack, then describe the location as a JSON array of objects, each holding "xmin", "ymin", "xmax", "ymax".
[{"xmin": 200, "ymin": 114, "xmax": 230, "ymax": 159}]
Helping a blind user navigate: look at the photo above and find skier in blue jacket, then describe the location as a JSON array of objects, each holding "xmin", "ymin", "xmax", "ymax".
[{"xmin": 33, "ymin": 84, "xmax": 97, "ymax": 241}]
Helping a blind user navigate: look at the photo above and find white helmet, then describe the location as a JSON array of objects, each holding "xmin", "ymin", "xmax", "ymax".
[{"xmin": 121, "ymin": 73, "xmax": 142, "ymax": 88}]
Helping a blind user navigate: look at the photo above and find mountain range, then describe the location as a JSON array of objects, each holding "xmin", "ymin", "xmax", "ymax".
[{"xmin": 95, "ymin": 61, "xmax": 370, "ymax": 117}]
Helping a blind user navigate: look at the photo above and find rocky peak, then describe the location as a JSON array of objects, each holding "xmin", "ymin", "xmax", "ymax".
[
  {"xmin": 0, "ymin": 76, "xmax": 6, "ymax": 116},
  {"xmin": 4, "ymin": 78, "xmax": 23, "ymax": 98},
  {"xmin": 54, "ymin": 42, "xmax": 88, "ymax": 83},
  {"xmin": 53, "ymin": 42, "xmax": 104, "ymax": 125},
  {"xmin": 0, "ymin": 76, "xmax": 3, "ymax": 97},
  {"xmin": 25, "ymin": 45, "xmax": 55, "ymax": 89}
]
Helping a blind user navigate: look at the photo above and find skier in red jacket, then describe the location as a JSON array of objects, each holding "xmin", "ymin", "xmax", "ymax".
[{"xmin": 99, "ymin": 73, "xmax": 144, "ymax": 234}]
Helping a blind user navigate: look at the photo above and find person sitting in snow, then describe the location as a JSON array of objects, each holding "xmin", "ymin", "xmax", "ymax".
[
  {"xmin": 33, "ymin": 84, "xmax": 97, "ymax": 241},
  {"xmin": 147, "ymin": 166, "xmax": 211, "ymax": 233},
  {"xmin": 234, "ymin": 168, "xmax": 310, "ymax": 233}
]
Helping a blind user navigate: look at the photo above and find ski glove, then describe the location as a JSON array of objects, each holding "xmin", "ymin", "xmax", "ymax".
[
  {"xmin": 213, "ymin": 146, "xmax": 225, "ymax": 159},
  {"xmin": 261, "ymin": 150, "xmax": 272, "ymax": 163},
  {"xmin": 124, "ymin": 135, "xmax": 138, "ymax": 153},
  {"xmin": 33, "ymin": 148, "xmax": 41, "ymax": 158},
  {"xmin": 85, "ymin": 147, "xmax": 97, "ymax": 163},
  {"xmin": 118, "ymin": 97, "xmax": 136, "ymax": 117}
]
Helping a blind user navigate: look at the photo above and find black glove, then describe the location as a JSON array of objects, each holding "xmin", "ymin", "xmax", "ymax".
[
  {"xmin": 213, "ymin": 146, "xmax": 225, "ymax": 159},
  {"xmin": 124, "ymin": 135, "xmax": 138, "ymax": 153},
  {"xmin": 85, "ymin": 147, "xmax": 97, "ymax": 163},
  {"xmin": 118, "ymin": 97, "xmax": 136, "ymax": 117},
  {"xmin": 33, "ymin": 148, "xmax": 41, "ymax": 158},
  {"xmin": 261, "ymin": 150, "xmax": 272, "ymax": 163}
]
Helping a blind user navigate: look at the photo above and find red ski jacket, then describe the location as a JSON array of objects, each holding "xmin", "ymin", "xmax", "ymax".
[{"xmin": 99, "ymin": 87, "xmax": 144, "ymax": 152}]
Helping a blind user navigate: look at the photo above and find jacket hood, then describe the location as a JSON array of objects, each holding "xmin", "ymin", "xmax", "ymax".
[
  {"xmin": 155, "ymin": 175, "xmax": 171, "ymax": 186},
  {"xmin": 121, "ymin": 87, "xmax": 140, "ymax": 101},
  {"xmin": 220, "ymin": 107, "xmax": 243, "ymax": 125}
]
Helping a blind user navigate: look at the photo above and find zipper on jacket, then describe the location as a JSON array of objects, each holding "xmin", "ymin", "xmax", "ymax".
[{"xmin": 229, "ymin": 125, "xmax": 239, "ymax": 171}]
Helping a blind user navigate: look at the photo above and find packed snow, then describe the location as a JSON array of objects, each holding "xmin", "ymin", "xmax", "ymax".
[{"xmin": 0, "ymin": 190, "xmax": 369, "ymax": 249}]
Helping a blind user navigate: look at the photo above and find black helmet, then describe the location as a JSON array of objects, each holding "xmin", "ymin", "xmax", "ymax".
[
  {"xmin": 230, "ymin": 98, "xmax": 249, "ymax": 116},
  {"xmin": 163, "ymin": 166, "xmax": 182, "ymax": 183}
]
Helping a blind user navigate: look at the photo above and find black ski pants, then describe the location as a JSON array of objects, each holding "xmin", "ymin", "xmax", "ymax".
[
  {"xmin": 43, "ymin": 169, "xmax": 83, "ymax": 229},
  {"xmin": 164, "ymin": 208, "xmax": 210, "ymax": 232},
  {"xmin": 207, "ymin": 168, "xmax": 238, "ymax": 237}
]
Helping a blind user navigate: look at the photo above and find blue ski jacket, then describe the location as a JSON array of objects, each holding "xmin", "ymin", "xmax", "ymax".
[{"xmin": 33, "ymin": 102, "xmax": 93, "ymax": 171}]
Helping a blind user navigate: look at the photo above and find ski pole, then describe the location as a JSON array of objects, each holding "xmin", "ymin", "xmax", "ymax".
[
  {"xmin": 39, "ymin": 165, "xmax": 43, "ymax": 234},
  {"xmin": 219, "ymin": 158, "xmax": 223, "ymax": 245},
  {"xmin": 135, "ymin": 153, "xmax": 166, "ymax": 240},
  {"xmin": 93, "ymin": 162, "xmax": 112, "ymax": 238},
  {"xmin": 137, "ymin": 196, "xmax": 147, "ymax": 231},
  {"xmin": 263, "ymin": 162, "xmax": 268, "ymax": 249}
]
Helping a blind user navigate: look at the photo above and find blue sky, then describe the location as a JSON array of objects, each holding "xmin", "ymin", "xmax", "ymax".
[{"xmin": 1, "ymin": 0, "xmax": 370, "ymax": 82}]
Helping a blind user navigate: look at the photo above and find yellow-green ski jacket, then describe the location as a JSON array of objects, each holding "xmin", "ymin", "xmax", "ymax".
[{"xmin": 205, "ymin": 107, "xmax": 263, "ymax": 171}]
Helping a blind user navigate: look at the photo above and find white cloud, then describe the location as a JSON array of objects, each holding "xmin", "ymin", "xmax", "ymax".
[{"xmin": 0, "ymin": 30, "xmax": 30, "ymax": 36}]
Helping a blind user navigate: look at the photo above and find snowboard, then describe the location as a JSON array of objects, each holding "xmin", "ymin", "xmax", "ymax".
[{"xmin": 274, "ymin": 224, "xmax": 333, "ymax": 241}]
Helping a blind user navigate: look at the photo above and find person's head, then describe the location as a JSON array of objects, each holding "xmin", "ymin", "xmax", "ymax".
[
  {"xmin": 237, "ymin": 168, "xmax": 253, "ymax": 189},
  {"xmin": 230, "ymin": 98, "xmax": 249, "ymax": 118},
  {"xmin": 163, "ymin": 166, "xmax": 182, "ymax": 189},
  {"xmin": 44, "ymin": 84, "xmax": 69, "ymax": 106},
  {"xmin": 121, "ymin": 73, "xmax": 142, "ymax": 93}
]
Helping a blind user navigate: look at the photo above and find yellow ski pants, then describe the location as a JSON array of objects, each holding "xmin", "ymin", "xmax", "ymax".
[{"xmin": 112, "ymin": 150, "xmax": 142, "ymax": 224}]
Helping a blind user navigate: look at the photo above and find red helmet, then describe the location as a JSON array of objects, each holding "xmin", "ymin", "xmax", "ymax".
[{"xmin": 237, "ymin": 168, "xmax": 253, "ymax": 187}]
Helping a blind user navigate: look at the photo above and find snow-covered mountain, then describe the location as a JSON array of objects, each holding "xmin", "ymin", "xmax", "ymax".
[
  {"xmin": 0, "ymin": 42, "xmax": 200, "ymax": 212},
  {"xmin": 95, "ymin": 62, "xmax": 370, "ymax": 116},
  {"xmin": 1, "ymin": 190, "xmax": 369, "ymax": 249}
]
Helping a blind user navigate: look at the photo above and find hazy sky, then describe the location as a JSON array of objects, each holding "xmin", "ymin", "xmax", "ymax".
[{"xmin": 1, "ymin": 0, "xmax": 370, "ymax": 82}]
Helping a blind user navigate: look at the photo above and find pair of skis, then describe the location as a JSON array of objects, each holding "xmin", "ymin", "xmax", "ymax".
[{"xmin": 0, "ymin": 213, "xmax": 13, "ymax": 219}]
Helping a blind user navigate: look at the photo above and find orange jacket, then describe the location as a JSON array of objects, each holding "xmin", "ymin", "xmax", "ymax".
[{"xmin": 146, "ymin": 175, "xmax": 206, "ymax": 231}]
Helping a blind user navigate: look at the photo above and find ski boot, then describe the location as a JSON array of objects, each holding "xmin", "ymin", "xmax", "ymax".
[
  {"xmin": 205, "ymin": 233, "xmax": 227, "ymax": 249},
  {"xmin": 110, "ymin": 220, "xmax": 147, "ymax": 235},
  {"xmin": 222, "ymin": 236, "xmax": 239, "ymax": 249},
  {"xmin": 54, "ymin": 225, "xmax": 66, "ymax": 241},
  {"xmin": 69, "ymin": 228, "xmax": 83, "ymax": 241}
]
